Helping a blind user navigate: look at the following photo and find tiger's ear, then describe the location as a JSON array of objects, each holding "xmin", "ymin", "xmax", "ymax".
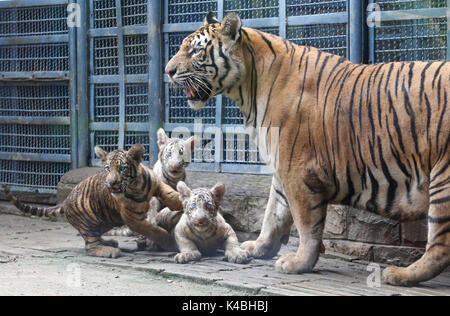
[
  {"xmin": 204, "ymin": 11, "xmax": 219, "ymax": 25},
  {"xmin": 177, "ymin": 181, "xmax": 192, "ymax": 203},
  {"xmin": 221, "ymin": 12, "xmax": 242, "ymax": 42},
  {"xmin": 128, "ymin": 144, "xmax": 145, "ymax": 164},
  {"xmin": 157, "ymin": 128, "xmax": 169, "ymax": 149},
  {"xmin": 94, "ymin": 146, "xmax": 108, "ymax": 164},
  {"xmin": 211, "ymin": 183, "xmax": 226, "ymax": 205}
]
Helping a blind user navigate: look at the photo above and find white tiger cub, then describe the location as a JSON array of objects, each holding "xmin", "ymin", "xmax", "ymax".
[
  {"xmin": 156, "ymin": 182, "xmax": 250, "ymax": 264},
  {"xmin": 105, "ymin": 128, "xmax": 197, "ymax": 239}
]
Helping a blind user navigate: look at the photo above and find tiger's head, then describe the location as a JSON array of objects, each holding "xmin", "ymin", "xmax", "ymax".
[
  {"xmin": 165, "ymin": 12, "xmax": 244, "ymax": 110},
  {"xmin": 157, "ymin": 128, "xmax": 198, "ymax": 176},
  {"xmin": 177, "ymin": 181, "xmax": 226, "ymax": 230},
  {"xmin": 94, "ymin": 144, "xmax": 145, "ymax": 196}
]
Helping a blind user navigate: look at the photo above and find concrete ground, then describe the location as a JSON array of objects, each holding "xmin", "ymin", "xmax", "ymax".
[{"xmin": 0, "ymin": 211, "xmax": 449, "ymax": 296}]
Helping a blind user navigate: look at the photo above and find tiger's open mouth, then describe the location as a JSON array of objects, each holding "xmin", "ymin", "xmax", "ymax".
[
  {"xmin": 184, "ymin": 85, "xmax": 211, "ymax": 102},
  {"xmin": 109, "ymin": 187, "xmax": 122, "ymax": 194}
]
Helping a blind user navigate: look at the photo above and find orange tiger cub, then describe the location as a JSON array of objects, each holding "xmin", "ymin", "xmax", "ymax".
[{"xmin": 1, "ymin": 144, "xmax": 182, "ymax": 258}]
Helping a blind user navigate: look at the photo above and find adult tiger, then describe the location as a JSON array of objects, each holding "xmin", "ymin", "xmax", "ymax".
[
  {"xmin": 1, "ymin": 144, "xmax": 182, "ymax": 258},
  {"xmin": 165, "ymin": 12, "xmax": 450, "ymax": 286}
]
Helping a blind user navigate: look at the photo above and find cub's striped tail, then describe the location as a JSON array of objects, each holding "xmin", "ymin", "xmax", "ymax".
[{"xmin": 1, "ymin": 184, "xmax": 64, "ymax": 218}]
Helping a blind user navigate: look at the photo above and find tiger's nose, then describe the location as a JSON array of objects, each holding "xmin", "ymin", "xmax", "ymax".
[
  {"xmin": 165, "ymin": 65, "xmax": 177, "ymax": 78},
  {"xmin": 195, "ymin": 217, "xmax": 208, "ymax": 227}
]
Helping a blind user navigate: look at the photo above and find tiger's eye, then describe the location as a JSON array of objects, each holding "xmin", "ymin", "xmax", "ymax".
[
  {"xmin": 191, "ymin": 203, "xmax": 197, "ymax": 209},
  {"xmin": 206, "ymin": 202, "xmax": 213, "ymax": 209}
]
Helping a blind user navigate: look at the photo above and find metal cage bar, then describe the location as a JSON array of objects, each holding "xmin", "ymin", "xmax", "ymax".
[{"xmin": 0, "ymin": 0, "xmax": 73, "ymax": 194}]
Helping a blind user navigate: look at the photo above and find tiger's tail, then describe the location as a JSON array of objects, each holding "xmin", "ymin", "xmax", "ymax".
[{"xmin": 1, "ymin": 184, "xmax": 64, "ymax": 218}]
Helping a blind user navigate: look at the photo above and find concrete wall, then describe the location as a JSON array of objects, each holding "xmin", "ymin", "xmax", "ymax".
[{"xmin": 55, "ymin": 168, "xmax": 426, "ymax": 266}]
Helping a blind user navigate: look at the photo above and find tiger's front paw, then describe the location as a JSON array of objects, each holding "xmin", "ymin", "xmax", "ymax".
[
  {"xmin": 225, "ymin": 248, "xmax": 250, "ymax": 264},
  {"xmin": 174, "ymin": 251, "xmax": 202, "ymax": 264},
  {"xmin": 382, "ymin": 266, "xmax": 414, "ymax": 286},
  {"xmin": 240, "ymin": 239, "xmax": 281, "ymax": 259},
  {"xmin": 101, "ymin": 238, "xmax": 119, "ymax": 248},
  {"xmin": 275, "ymin": 253, "xmax": 314, "ymax": 274}
]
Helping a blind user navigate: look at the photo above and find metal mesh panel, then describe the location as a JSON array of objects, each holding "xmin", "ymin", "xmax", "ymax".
[
  {"xmin": 0, "ymin": 84, "xmax": 70, "ymax": 117},
  {"xmin": 94, "ymin": 84, "xmax": 120, "ymax": 122},
  {"xmin": 94, "ymin": 37, "xmax": 119, "ymax": 75},
  {"xmin": 195, "ymin": 132, "xmax": 216, "ymax": 163},
  {"xmin": 224, "ymin": 0, "xmax": 279, "ymax": 19},
  {"xmin": 374, "ymin": 0, "xmax": 447, "ymax": 10},
  {"xmin": 287, "ymin": 23, "xmax": 348, "ymax": 57},
  {"xmin": 167, "ymin": 0, "xmax": 217, "ymax": 24},
  {"xmin": 0, "ymin": 124, "xmax": 70, "ymax": 155},
  {"xmin": 375, "ymin": 18, "xmax": 447, "ymax": 62},
  {"xmin": 0, "ymin": 43, "xmax": 69, "ymax": 72},
  {"xmin": 0, "ymin": 5, "xmax": 68, "ymax": 37},
  {"xmin": 0, "ymin": 160, "xmax": 70, "ymax": 190},
  {"xmin": 93, "ymin": 0, "xmax": 117, "ymax": 29},
  {"xmin": 94, "ymin": 84, "xmax": 149, "ymax": 122},
  {"xmin": 94, "ymin": 131, "xmax": 119, "ymax": 153},
  {"xmin": 168, "ymin": 86, "xmax": 216, "ymax": 124},
  {"xmin": 126, "ymin": 84, "xmax": 149, "ymax": 122},
  {"xmin": 94, "ymin": 35, "xmax": 148, "ymax": 75},
  {"xmin": 122, "ymin": 0, "xmax": 148, "ymax": 26},
  {"xmin": 124, "ymin": 35, "xmax": 148, "ymax": 74},
  {"xmin": 125, "ymin": 131, "xmax": 150, "ymax": 162},
  {"xmin": 223, "ymin": 132, "xmax": 262, "ymax": 164},
  {"xmin": 287, "ymin": 0, "xmax": 347, "ymax": 16}
]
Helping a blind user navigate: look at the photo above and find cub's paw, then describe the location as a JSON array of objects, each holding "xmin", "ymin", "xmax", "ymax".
[
  {"xmin": 174, "ymin": 251, "xmax": 202, "ymax": 264},
  {"xmin": 382, "ymin": 266, "xmax": 413, "ymax": 286},
  {"xmin": 240, "ymin": 239, "xmax": 281, "ymax": 259},
  {"xmin": 87, "ymin": 246, "xmax": 121, "ymax": 259},
  {"xmin": 225, "ymin": 248, "xmax": 250, "ymax": 264}
]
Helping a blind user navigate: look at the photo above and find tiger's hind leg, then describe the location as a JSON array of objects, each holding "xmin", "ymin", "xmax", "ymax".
[
  {"xmin": 83, "ymin": 235, "xmax": 121, "ymax": 258},
  {"xmin": 383, "ymin": 163, "xmax": 450, "ymax": 286}
]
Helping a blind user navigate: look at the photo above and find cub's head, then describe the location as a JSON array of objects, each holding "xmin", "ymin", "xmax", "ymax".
[
  {"xmin": 165, "ymin": 12, "xmax": 244, "ymax": 110},
  {"xmin": 177, "ymin": 181, "xmax": 226, "ymax": 230},
  {"xmin": 95, "ymin": 144, "xmax": 145, "ymax": 196},
  {"xmin": 157, "ymin": 128, "xmax": 198, "ymax": 176}
]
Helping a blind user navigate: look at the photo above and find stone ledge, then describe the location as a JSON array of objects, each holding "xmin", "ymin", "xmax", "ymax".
[{"xmin": 323, "ymin": 239, "xmax": 425, "ymax": 267}]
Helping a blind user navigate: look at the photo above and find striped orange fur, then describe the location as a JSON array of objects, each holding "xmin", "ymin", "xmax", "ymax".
[{"xmin": 165, "ymin": 12, "xmax": 450, "ymax": 286}]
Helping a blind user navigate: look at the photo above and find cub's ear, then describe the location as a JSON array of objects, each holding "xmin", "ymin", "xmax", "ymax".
[
  {"xmin": 94, "ymin": 146, "xmax": 108, "ymax": 164},
  {"xmin": 211, "ymin": 183, "xmax": 226, "ymax": 205},
  {"xmin": 128, "ymin": 144, "xmax": 145, "ymax": 164},
  {"xmin": 204, "ymin": 11, "xmax": 219, "ymax": 25},
  {"xmin": 184, "ymin": 135, "xmax": 199, "ymax": 153},
  {"xmin": 221, "ymin": 12, "xmax": 242, "ymax": 42},
  {"xmin": 177, "ymin": 181, "xmax": 192, "ymax": 203},
  {"xmin": 157, "ymin": 128, "xmax": 169, "ymax": 149}
]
